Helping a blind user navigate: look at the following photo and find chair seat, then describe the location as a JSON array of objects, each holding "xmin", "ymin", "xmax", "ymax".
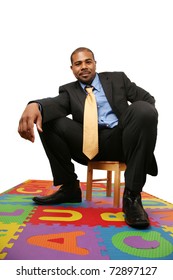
[{"xmin": 86, "ymin": 161, "xmax": 126, "ymax": 207}]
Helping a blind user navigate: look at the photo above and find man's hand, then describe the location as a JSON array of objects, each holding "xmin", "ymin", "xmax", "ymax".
[{"xmin": 18, "ymin": 103, "xmax": 43, "ymax": 142}]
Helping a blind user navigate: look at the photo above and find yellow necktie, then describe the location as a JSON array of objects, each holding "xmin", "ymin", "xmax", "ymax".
[{"xmin": 83, "ymin": 86, "xmax": 99, "ymax": 159}]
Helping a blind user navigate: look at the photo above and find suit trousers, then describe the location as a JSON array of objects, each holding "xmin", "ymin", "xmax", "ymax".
[{"xmin": 39, "ymin": 101, "xmax": 158, "ymax": 192}]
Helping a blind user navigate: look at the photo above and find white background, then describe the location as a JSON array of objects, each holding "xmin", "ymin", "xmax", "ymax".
[{"xmin": 0, "ymin": 0, "xmax": 173, "ymax": 203}]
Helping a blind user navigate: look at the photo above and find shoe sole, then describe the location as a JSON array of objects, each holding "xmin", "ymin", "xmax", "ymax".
[
  {"xmin": 125, "ymin": 219, "xmax": 150, "ymax": 229},
  {"xmin": 122, "ymin": 207, "xmax": 150, "ymax": 228},
  {"xmin": 32, "ymin": 197, "xmax": 82, "ymax": 205}
]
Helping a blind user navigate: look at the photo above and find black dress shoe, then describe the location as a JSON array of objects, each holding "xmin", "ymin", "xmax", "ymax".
[
  {"xmin": 122, "ymin": 189, "xmax": 150, "ymax": 228},
  {"xmin": 32, "ymin": 180, "xmax": 82, "ymax": 205}
]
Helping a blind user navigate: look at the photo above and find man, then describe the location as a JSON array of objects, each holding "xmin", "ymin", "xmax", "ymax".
[{"xmin": 18, "ymin": 47, "xmax": 158, "ymax": 229}]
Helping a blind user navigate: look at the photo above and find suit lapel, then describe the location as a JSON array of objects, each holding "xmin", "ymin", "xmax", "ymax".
[
  {"xmin": 98, "ymin": 73, "xmax": 113, "ymax": 106},
  {"xmin": 74, "ymin": 81, "xmax": 86, "ymax": 105}
]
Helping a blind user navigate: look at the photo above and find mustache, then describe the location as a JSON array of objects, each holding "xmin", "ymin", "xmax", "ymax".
[{"xmin": 80, "ymin": 70, "xmax": 91, "ymax": 75}]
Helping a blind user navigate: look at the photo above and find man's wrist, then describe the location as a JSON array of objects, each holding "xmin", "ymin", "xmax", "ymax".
[{"xmin": 28, "ymin": 101, "xmax": 42, "ymax": 112}]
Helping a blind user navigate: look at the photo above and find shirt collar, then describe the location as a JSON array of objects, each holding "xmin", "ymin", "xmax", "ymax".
[{"xmin": 79, "ymin": 73, "xmax": 100, "ymax": 92}]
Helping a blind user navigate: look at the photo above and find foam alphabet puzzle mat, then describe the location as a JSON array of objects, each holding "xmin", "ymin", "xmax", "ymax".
[{"xmin": 0, "ymin": 180, "xmax": 173, "ymax": 259}]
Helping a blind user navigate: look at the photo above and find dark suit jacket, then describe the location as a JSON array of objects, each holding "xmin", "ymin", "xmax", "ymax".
[
  {"xmin": 35, "ymin": 71, "xmax": 157, "ymax": 175},
  {"xmin": 36, "ymin": 72, "xmax": 155, "ymax": 124}
]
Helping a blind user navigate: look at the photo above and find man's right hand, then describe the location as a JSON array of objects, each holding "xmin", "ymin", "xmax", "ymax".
[{"xmin": 18, "ymin": 103, "xmax": 43, "ymax": 142}]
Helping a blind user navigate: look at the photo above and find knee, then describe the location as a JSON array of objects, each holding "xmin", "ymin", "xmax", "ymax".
[
  {"xmin": 121, "ymin": 101, "xmax": 158, "ymax": 130},
  {"xmin": 129, "ymin": 101, "xmax": 158, "ymax": 126},
  {"xmin": 52, "ymin": 117, "xmax": 69, "ymax": 132},
  {"xmin": 43, "ymin": 117, "xmax": 82, "ymax": 139},
  {"xmin": 42, "ymin": 117, "xmax": 71, "ymax": 135}
]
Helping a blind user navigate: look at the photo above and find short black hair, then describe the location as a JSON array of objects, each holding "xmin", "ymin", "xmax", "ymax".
[{"xmin": 70, "ymin": 47, "xmax": 95, "ymax": 64}]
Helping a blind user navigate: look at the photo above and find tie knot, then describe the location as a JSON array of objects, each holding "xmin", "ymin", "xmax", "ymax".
[{"xmin": 85, "ymin": 86, "xmax": 94, "ymax": 95}]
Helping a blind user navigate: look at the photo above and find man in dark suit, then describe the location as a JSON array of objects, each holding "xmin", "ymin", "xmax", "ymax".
[{"xmin": 18, "ymin": 47, "xmax": 158, "ymax": 228}]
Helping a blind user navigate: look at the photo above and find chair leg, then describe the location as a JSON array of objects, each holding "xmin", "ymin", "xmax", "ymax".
[
  {"xmin": 106, "ymin": 171, "xmax": 112, "ymax": 197},
  {"xmin": 86, "ymin": 164, "xmax": 93, "ymax": 201},
  {"xmin": 113, "ymin": 166, "xmax": 120, "ymax": 207}
]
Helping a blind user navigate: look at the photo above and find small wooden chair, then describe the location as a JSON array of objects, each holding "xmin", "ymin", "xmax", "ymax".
[{"xmin": 86, "ymin": 161, "xmax": 126, "ymax": 207}]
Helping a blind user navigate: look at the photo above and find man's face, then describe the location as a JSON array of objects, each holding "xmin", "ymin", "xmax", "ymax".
[{"xmin": 70, "ymin": 50, "xmax": 96, "ymax": 84}]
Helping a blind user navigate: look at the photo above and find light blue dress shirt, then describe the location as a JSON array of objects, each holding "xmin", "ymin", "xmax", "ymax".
[{"xmin": 80, "ymin": 73, "xmax": 118, "ymax": 128}]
